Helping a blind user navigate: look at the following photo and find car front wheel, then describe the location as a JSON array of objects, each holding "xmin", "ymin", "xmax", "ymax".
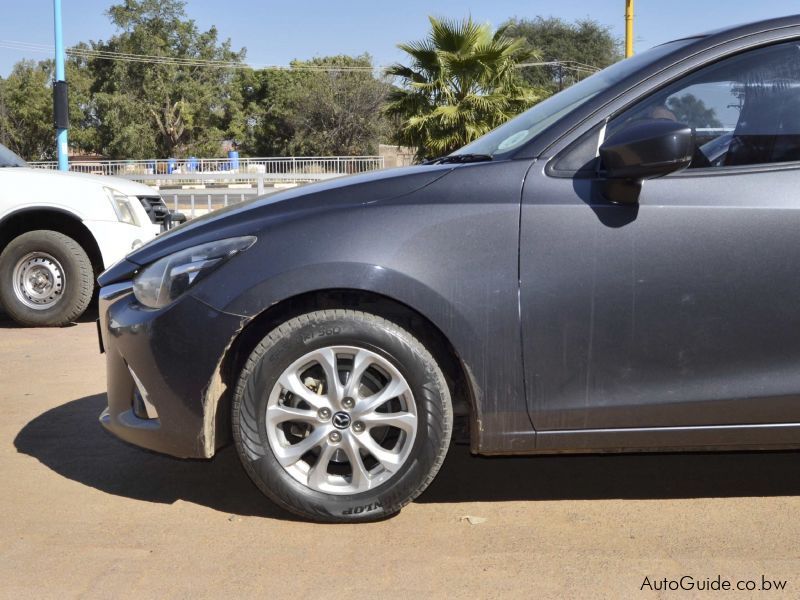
[
  {"xmin": 232, "ymin": 309, "xmax": 453, "ymax": 522},
  {"xmin": 0, "ymin": 230, "xmax": 94, "ymax": 327}
]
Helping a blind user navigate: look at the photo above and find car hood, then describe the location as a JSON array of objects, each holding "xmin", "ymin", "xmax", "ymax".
[
  {"xmin": 12, "ymin": 167, "xmax": 159, "ymax": 197},
  {"xmin": 64, "ymin": 171, "xmax": 160, "ymax": 197},
  {"xmin": 118, "ymin": 164, "xmax": 454, "ymax": 269}
]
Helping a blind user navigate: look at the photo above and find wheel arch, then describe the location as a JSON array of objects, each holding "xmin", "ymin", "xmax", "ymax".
[
  {"xmin": 0, "ymin": 207, "xmax": 104, "ymax": 278},
  {"xmin": 202, "ymin": 288, "xmax": 481, "ymax": 457}
]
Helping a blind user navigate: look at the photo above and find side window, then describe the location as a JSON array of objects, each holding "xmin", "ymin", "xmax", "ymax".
[{"xmin": 607, "ymin": 41, "xmax": 800, "ymax": 169}]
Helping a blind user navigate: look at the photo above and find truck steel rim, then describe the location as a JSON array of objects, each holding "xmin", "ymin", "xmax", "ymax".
[
  {"xmin": 12, "ymin": 252, "xmax": 66, "ymax": 310},
  {"xmin": 266, "ymin": 346, "xmax": 418, "ymax": 495}
]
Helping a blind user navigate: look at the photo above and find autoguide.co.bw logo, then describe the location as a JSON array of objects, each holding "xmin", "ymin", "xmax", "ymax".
[{"xmin": 640, "ymin": 574, "xmax": 787, "ymax": 592}]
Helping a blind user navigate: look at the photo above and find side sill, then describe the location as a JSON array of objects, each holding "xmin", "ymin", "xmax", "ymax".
[{"xmin": 479, "ymin": 422, "xmax": 800, "ymax": 455}]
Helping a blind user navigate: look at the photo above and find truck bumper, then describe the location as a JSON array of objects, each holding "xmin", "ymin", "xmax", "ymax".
[{"xmin": 82, "ymin": 220, "xmax": 156, "ymax": 268}]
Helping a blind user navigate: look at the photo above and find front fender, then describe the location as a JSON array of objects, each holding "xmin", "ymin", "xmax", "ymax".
[{"xmin": 195, "ymin": 261, "xmax": 483, "ymax": 457}]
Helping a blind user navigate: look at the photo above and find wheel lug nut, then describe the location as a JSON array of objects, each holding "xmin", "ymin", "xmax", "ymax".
[
  {"xmin": 318, "ymin": 408, "xmax": 331, "ymax": 420},
  {"xmin": 352, "ymin": 421, "xmax": 365, "ymax": 433},
  {"xmin": 328, "ymin": 431, "xmax": 342, "ymax": 443},
  {"xmin": 342, "ymin": 397, "xmax": 355, "ymax": 409}
]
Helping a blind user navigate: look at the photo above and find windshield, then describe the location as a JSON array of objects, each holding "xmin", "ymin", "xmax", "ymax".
[
  {"xmin": 455, "ymin": 38, "xmax": 699, "ymax": 158},
  {"xmin": 0, "ymin": 143, "xmax": 26, "ymax": 167}
]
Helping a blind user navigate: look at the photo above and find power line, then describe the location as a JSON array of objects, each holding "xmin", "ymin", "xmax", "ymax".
[
  {"xmin": 0, "ymin": 38, "xmax": 602, "ymax": 74},
  {"xmin": 517, "ymin": 60, "xmax": 600, "ymax": 74},
  {"xmin": 0, "ymin": 40, "xmax": 380, "ymax": 72},
  {"xmin": 70, "ymin": 48, "xmax": 375, "ymax": 72}
]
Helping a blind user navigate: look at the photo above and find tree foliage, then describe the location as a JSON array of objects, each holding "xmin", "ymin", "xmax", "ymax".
[
  {"xmin": 385, "ymin": 17, "xmax": 543, "ymax": 159},
  {"xmin": 237, "ymin": 55, "xmax": 389, "ymax": 157},
  {"xmin": 89, "ymin": 0, "xmax": 245, "ymax": 158},
  {"xmin": 502, "ymin": 17, "xmax": 622, "ymax": 92},
  {"xmin": 667, "ymin": 94, "xmax": 723, "ymax": 128},
  {"xmin": 0, "ymin": 61, "xmax": 54, "ymax": 159},
  {"xmin": 236, "ymin": 67, "xmax": 299, "ymax": 156},
  {"xmin": 0, "ymin": 54, "xmax": 99, "ymax": 160},
  {"xmin": 286, "ymin": 56, "xmax": 390, "ymax": 156}
]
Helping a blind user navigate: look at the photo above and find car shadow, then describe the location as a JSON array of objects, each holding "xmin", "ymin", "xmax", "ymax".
[
  {"xmin": 421, "ymin": 442, "xmax": 800, "ymax": 503},
  {"xmin": 571, "ymin": 175, "xmax": 640, "ymax": 228},
  {"xmin": 14, "ymin": 393, "xmax": 299, "ymax": 521},
  {"xmin": 0, "ymin": 305, "xmax": 99, "ymax": 329},
  {"xmin": 15, "ymin": 394, "xmax": 800, "ymax": 519}
]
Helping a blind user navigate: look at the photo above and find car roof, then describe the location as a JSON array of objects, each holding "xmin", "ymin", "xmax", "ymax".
[{"xmin": 680, "ymin": 14, "xmax": 800, "ymax": 44}]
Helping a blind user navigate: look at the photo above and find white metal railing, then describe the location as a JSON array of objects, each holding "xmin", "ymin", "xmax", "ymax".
[
  {"xmin": 27, "ymin": 155, "xmax": 385, "ymax": 185},
  {"xmin": 163, "ymin": 191, "xmax": 257, "ymax": 219}
]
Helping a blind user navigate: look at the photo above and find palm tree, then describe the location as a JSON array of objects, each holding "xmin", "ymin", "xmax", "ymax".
[{"xmin": 386, "ymin": 17, "xmax": 543, "ymax": 159}]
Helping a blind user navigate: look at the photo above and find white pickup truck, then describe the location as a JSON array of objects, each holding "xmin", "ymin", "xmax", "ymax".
[{"xmin": 0, "ymin": 143, "xmax": 167, "ymax": 326}]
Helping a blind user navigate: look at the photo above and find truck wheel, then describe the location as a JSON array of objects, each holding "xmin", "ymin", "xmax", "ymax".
[
  {"xmin": 233, "ymin": 309, "xmax": 453, "ymax": 522},
  {"xmin": 0, "ymin": 230, "xmax": 94, "ymax": 327}
]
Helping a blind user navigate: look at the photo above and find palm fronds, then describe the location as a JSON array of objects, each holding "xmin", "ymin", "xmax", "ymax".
[{"xmin": 386, "ymin": 16, "xmax": 546, "ymax": 159}]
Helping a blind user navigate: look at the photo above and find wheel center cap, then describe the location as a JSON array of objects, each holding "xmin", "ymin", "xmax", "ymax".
[{"xmin": 332, "ymin": 411, "xmax": 352, "ymax": 430}]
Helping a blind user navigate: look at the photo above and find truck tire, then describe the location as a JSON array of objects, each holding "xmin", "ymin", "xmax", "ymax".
[{"xmin": 0, "ymin": 230, "xmax": 94, "ymax": 327}]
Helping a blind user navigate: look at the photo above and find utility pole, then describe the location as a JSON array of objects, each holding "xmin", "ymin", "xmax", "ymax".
[
  {"xmin": 53, "ymin": 0, "xmax": 69, "ymax": 170},
  {"xmin": 625, "ymin": 0, "xmax": 634, "ymax": 58}
]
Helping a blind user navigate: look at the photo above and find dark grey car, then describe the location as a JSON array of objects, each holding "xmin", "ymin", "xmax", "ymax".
[{"xmin": 98, "ymin": 16, "xmax": 800, "ymax": 522}]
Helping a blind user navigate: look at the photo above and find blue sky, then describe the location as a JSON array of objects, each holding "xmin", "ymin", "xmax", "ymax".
[{"xmin": 1, "ymin": 1, "xmax": 798, "ymax": 76}]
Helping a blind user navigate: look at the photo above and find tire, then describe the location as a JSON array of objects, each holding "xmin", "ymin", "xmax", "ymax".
[
  {"xmin": 0, "ymin": 230, "xmax": 94, "ymax": 327},
  {"xmin": 232, "ymin": 309, "xmax": 453, "ymax": 522}
]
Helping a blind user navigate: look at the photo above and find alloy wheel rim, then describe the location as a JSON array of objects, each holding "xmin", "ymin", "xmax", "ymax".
[
  {"xmin": 12, "ymin": 252, "xmax": 66, "ymax": 310},
  {"xmin": 266, "ymin": 345, "xmax": 418, "ymax": 495}
]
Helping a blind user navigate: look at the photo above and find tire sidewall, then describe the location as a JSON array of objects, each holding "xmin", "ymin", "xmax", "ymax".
[
  {"xmin": 234, "ymin": 311, "xmax": 450, "ymax": 522},
  {"xmin": 0, "ymin": 231, "xmax": 91, "ymax": 326}
]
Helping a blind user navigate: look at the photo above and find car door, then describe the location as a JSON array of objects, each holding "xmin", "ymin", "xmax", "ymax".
[{"xmin": 520, "ymin": 40, "xmax": 800, "ymax": 436}]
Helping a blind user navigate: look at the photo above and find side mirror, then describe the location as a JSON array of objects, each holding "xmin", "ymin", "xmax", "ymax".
[{"xmin": 599, "ymin": 119, "xmax": 695, "ymax": 204}]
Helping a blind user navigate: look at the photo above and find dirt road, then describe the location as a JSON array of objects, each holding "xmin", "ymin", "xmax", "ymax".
[{"xmin": 2, "ymin": 313, "xmax": 799, "ymax": 598}]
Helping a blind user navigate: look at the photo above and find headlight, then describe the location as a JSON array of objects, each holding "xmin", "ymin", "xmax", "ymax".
[
  {"xmin": 105, "ymin": 187, "xmax": 140, "ymax": 226},
  {"xmin": 133, "ymin": 236, "xmax": 256, "ymax": 309}
]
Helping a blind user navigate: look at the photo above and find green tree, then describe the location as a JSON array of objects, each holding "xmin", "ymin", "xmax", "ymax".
[
  {"xmin": 385, "ymin": 16, "xmax": 542, "ymax": 159},
  {"xmin": 287, "ymin": 55, "xmax": 389, "ymax": 156},
  {"xmin": 667, "ymin": 94, "xmax": 723, "ymax": 128},
  {"xmin": 0, "ymin": 53, "xmax": 99, "ymax": 161},
  {"xmin": 0, "ymin": 61, "xmax": 54, "ymax": 160},
  {"xmin": 89, "ymin": 0, "xmax": 245, "ymax": 158},
  {"xmin": 236, "ymin": 67, "xmax": 307, "ymax": 156},
  {"xmin": 238, "ymin": 55, "xmax": 389, "ymax": 157},
  {"xmin": 502, "ymin": 17, "xmax": 622, "ymax": 92}
]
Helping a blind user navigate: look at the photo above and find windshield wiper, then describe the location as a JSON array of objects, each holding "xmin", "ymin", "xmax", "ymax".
[{"xmin": 423, "ymin": 153, "xmax": 493, "ymax": 165}]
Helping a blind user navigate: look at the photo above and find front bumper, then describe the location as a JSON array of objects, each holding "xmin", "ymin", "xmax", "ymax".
[{"xmin": 98, "ymin": 283, "xmax": 246, "ymax": 458}]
